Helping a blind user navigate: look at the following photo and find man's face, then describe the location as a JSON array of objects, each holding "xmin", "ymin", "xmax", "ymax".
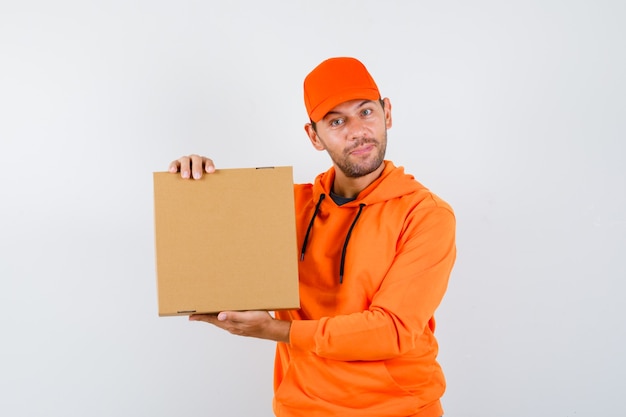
[{"xmin": 307, "ymin": 98, "xmax": 392, "ymax": 178}]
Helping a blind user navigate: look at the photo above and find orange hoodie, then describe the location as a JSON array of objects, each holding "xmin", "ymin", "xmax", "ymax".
[{"xmin": 273, "ymin": 161, "xmax": 456, "ymax": 417}]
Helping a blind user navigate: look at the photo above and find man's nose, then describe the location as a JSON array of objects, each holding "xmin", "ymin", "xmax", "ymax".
[{"xmin": 346, "ymin": 119, "xmax": 368, "ymax": 140}]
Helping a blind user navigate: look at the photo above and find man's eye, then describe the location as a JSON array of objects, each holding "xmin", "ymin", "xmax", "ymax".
[
  {"xmin": 330, "ymin": 119, "xmax": 344, "ymax": 127},
  {"xmin": 361, "ymin": 108, "xmax": 373, "ymax": 116}
]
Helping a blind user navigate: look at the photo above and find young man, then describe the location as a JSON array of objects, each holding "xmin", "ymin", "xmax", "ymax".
[{"xmin": 170, "ymin": 57, "xmax": 456, "ymax": 417}]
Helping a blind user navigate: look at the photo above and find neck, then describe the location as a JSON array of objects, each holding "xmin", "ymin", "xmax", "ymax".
[{"xmin": 332, "ymin": 162, "xmax": 385, "ymax": 199}]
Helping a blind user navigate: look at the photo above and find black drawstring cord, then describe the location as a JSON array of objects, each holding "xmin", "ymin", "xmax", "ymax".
[
  {"xmin": 300, "ymin": 194, "xmax": 325, "ymax": 261},
  {"xmin": 339, "ymin": 203, "xmax": 366, "ymax": 284}
]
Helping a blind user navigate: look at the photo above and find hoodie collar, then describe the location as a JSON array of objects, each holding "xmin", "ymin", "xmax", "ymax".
[{"xmin": 312, "ymin": 161, "xmax": 422, "ymax": 207}]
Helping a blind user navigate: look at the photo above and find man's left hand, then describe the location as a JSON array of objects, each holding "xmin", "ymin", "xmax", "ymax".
[{"xmin": 189, "ymin": 311, "xmax": 291, "ymax": 343}]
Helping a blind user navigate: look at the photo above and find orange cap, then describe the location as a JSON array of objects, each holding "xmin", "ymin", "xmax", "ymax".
[{"xmin": 304, "ymin": 57, "xmax": 380, "ymax": 123}]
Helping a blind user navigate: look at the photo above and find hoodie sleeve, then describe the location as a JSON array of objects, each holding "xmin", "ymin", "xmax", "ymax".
[{"xmin": 288, "ymin": 204, "xmax": 456, "ymax": 361}]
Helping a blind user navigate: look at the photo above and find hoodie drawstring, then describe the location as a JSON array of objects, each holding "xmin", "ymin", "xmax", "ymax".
[
  {"xmin": 299, "ymin": 195, "xmax": 366, "ymax": 284},
  {"xmin": 339, "ymin": 203, "xmax": 365, "ymax": 284},
  {"xmin": 300, "ymin": 194, "xmax": 325, "ymax": 261}
]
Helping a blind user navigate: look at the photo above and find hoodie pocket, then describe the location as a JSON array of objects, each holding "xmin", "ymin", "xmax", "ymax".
[{"xmin": 274, "ymin": 350, "xmax": 416, "ymax": 413}]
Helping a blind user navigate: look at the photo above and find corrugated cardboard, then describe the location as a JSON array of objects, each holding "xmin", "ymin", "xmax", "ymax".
[{"xmin": 153, "ymin": 166, "xmax": 300, "ymax": 316}]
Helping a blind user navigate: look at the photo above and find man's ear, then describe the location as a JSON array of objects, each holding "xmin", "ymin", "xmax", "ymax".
[
  {"xmin": 304, "ymin": 123, "xmax": 326, "ymax": 151},
  {"xmin": 382, "ymin": 97, "xmax": 393, "ymax": 129}
]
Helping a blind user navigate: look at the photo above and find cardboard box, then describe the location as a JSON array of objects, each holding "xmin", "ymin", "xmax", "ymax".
[{"xmin": 153, "ymin": 166, "xmax": 300, "ymax": 316}]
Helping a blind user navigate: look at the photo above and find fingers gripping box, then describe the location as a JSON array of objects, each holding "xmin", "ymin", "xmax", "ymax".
[{"xmin": 153, "ymin": 167, "xmax": 300, "ymax": 316}]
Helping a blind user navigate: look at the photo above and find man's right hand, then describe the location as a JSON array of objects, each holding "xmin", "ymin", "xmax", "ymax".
[{"xmin": 168, "ymin": 154, "xmax": 215, "ymax": 179}]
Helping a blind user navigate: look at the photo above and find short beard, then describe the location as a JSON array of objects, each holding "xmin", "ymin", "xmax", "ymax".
[{"xmin": 333, "ymin": 132, "xmax": 387, "ymax": 178}]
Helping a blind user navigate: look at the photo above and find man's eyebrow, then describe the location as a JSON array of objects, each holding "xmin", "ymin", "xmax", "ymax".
[
  {"xmin": 323, "ymin": 100, "xmax": 375, "ymax": 119},
  {"xmin": 356, "ymin": 99, "xmax": 375, "ymax": 107}
]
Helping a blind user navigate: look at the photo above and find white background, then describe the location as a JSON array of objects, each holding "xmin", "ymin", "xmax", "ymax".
[{"xmin": 1, "ymin": 1, "xmax": 624, "ymax": 416}]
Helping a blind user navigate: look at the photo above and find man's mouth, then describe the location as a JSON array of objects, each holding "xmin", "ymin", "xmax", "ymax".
[{"xmin": 348, "ymin": 141, "xmax": 376, "ymax": 156}]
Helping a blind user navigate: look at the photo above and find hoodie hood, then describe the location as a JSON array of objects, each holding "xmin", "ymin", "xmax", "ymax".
[{"xmin": 311, "ymin": 161, "xmax": 423, "ymax": 206}]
